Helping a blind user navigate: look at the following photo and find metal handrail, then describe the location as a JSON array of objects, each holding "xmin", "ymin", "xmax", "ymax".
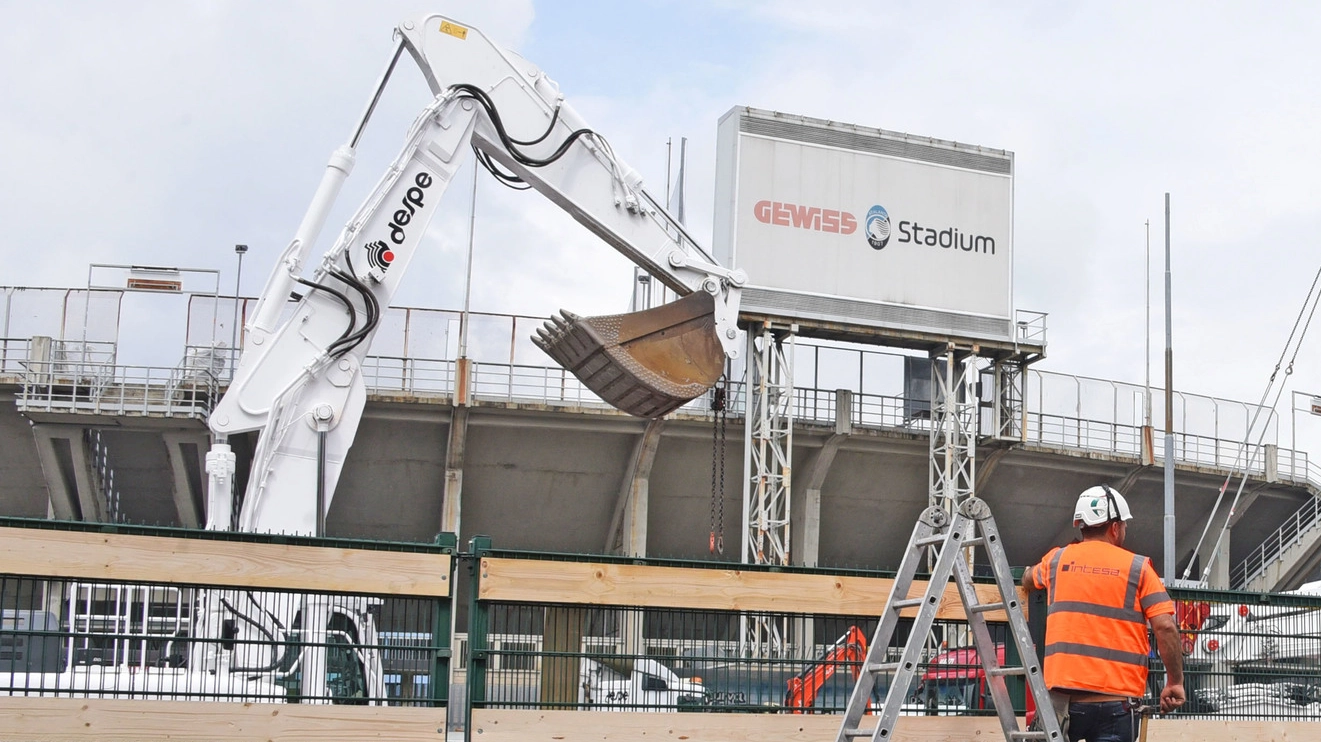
[
  {"xmin": 1015, "ymin": 309, "xmax": 1048, "ymax": 346},
  {"xmin": 19, "ymin": 359, "xmax": 218, "ymax": 419}
]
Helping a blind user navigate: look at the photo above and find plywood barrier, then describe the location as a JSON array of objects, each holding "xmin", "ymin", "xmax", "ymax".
[
  {"xmin": 479, "ymin": 557, "xmax": 1024, "ymax": 620},
  {"xmin": 0, "ymin": 526, "xmax": 450, "ymax": 597},
  {"xmin": 0, "ymin": 698, "xmax": 445, "ymax": 742},
  {"xmin": 469, "ymin": 709, "xmax": 1321, "ymax": 742}
]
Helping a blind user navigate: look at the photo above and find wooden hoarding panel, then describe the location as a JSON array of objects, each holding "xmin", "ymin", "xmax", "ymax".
[
  {"xmin": 0, "ymin": 698, "xmax": 444, "ymax": 742},
  {"xmin": 0, "ymin": 527, "xmax": 449, "ymax": 597},
  {"xmin": 470, "ymin": 710, "xmax": 1321, "ymax": 742},
  {"xmin": 479, "ymin": 557, "xmax": 1023, "ymax": 621}
]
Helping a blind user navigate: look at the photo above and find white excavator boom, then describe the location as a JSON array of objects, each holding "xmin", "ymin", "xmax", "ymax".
[{"xmin": 206, "ymin": 14, "xmax": 744, "ymax": 536}]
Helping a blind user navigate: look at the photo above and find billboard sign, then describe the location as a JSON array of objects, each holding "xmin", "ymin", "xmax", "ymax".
[{"xmin": 714, "ymin": 107, "xmax": 1015, "ymax": 341}]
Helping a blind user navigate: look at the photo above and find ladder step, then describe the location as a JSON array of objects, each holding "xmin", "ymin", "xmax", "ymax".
[
  {"xmin": 969, "ymin": 601, "xmax": 1007, "ymax": 614},
  {"xmin": 915, "ymin": 534, "xmax": 946, "ymax": 546},
  {"xmin": 1009, "ymin": 732, "xmax": 1050, "ymax": 740},
  {"xmin": 866, "ymin": 661, "xmax": 901, "ymax": 674},
  {"xmin": 842, "ymin": 727, "xmax": 877, "ymax": 739},
  {"xmin": 987, "ymin": 665, "xmax": 1027, "ymax": 677},
  {"xmin": 892, "ymin": 598, "xmax": 924, "ymax": 610}
]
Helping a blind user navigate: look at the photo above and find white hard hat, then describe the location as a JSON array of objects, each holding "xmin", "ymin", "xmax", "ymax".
[{"xmin": 1073, "ymin": 485, "xmax": 1132, "ymax": 527}]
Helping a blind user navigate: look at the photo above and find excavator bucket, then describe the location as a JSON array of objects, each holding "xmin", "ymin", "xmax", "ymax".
[{"xmin": 533, "ymin": 291, "xmax": 725, "ymax": 418}]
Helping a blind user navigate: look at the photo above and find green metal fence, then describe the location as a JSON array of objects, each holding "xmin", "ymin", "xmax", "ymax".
[
  {"xmin": 1167, "ymin": 585, "xmax": 1321, "ymax": 719},
  {"xmin": 6, "ymin": 521, "xmax": 1321, "ymax": 726},
  {"xmin": 0, "ymin": 518, "xmax": 455, "ymax": 708}
]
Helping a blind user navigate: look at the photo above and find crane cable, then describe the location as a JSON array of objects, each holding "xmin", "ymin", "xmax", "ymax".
[{"xmin": 1183, "ymin": 263, "xmax": 1321, "ymax": 584}]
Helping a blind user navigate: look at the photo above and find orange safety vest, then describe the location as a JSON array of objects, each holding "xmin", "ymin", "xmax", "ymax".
[{"xmin": 1025, "ymin": 540, "xmax": 1174, "ymax": 697}]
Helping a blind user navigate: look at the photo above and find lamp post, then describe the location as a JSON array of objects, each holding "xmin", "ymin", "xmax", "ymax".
[{"xmin": 231, "ymin": 244, "xmax": 248, "ymax": 378}]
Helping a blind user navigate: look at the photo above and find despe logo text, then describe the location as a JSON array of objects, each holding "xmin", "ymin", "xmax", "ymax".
[
  {"xmin": 388, "ymin": 172, "xmax": 434, "ymax": 244},
  {"xmin": 753, "ymin": 198, "xmax": 996, "ymax": 255},
  {"xmin": 365, "ymin": 171, "xmax": 433, "ymax": 273}
]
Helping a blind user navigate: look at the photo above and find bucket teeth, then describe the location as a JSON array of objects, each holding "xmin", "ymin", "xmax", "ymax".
[{"xmin": 531, "ymin": 294, "xmax": 724, "ymax": 418}]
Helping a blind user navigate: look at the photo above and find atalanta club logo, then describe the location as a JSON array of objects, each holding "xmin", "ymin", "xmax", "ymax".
[
  {"xmin": 366, "ymin": 240, "xmax": 395, "ymax": 272},
  {"xmin": 865, "ymin": 205, "xmax": 891, "ymax": 250}
]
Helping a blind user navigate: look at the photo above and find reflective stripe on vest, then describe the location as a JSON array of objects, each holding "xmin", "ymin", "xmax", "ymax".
[
  {"xmin": 1141, "ymin": 591, "xmax": 1171, "ymax": 610},
  {"xmin": 1045, "ymin": 642, "xmax": 1148, "ymax": 667},
  {"xmin": 1047, "ymin": 547, "xmax": 1066, "ymax": 604},
  {"xmin": 1122, "ymin": 555, "xmax": 1144, "ymax": 612},
  {"xmin": 1047, "ymin": 600, "xmax": 1145, "ymax": 623}
]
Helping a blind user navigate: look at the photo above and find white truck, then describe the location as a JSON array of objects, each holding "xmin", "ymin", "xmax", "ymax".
[
  {"xmin": 581, "ymin": 658, "xmax": 707, "ymax": 711},
  {"xmin": 6, "ymin": 12, "xmax": 735, "ymax": 707},
  {"xmin": 1186, "ymin": 581, "xmax": 1321, "ymax": 716}
]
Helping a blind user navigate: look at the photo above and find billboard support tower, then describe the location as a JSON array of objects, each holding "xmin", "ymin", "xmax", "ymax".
[
  {"xmin": 929, "ymin": 344, "xmax": 979, "ymax": 514},
  {"xmin": 989, "ymin": 358, "xmax": 1025, "ymax": 441},
  {"xmin": 740, "ymin": 321, "xmax": 794, "ymax": 657}
]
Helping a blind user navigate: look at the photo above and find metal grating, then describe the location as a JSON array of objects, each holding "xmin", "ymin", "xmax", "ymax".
[{"xmin": 739, "ymin": 115, "xmax": 1012, "ymax": 175}]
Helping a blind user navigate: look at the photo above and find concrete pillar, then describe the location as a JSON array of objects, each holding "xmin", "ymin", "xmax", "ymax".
[
  {"xmin": 162, "ymin": 431, "xmax": 208, "ymax": 528},
  {"xmin": 794, "ymin": 391, "xmax": 852, "ymax": 659},
  {"xmin": 441, "ymin": 407, "xmax": 468, "ymax": 537},
  {"xmin": 30, "ymin": 424, "xmax": 104, "ymax": 522},
  {"xmin": 1210, "ymin": 528, "xmax": 1231, "ymax": 589},
  {"xmin": 606, "ymin": 419, "xmax": 664, "ymax": 557},
  {"xmin": 799, "ymin": 390, "xmax": 852, "ymax": 568}
]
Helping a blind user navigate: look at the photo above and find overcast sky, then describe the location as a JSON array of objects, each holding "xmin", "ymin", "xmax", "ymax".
[{"xmin": 3, "ymin": 0, "xmax": 1320, "ymax": 450}]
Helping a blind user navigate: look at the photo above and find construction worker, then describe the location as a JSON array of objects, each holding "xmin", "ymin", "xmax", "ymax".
[{"xmin": 1021, "ymin": 484, "xmax": 1185, "ymax": 742}]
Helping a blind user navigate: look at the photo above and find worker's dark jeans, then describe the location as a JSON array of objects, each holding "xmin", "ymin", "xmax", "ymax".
[{"xmin": 1066, "ymin": 700, "xmax": 1136, "ymax": 742}]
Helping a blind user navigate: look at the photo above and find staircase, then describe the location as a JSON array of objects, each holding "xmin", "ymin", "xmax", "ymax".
[{"xmin": 1232, "ymin": 457, "xmax": 1321, "ymax": 591}]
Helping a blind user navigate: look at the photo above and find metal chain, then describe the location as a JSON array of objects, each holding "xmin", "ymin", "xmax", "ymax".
[
  {"xmin": 710, "ymin": 379, "xmax": 727, "ymax": 555},
  {"xmin": 717, "ymin": 385, "xmax": 726, "ymax": 555}
]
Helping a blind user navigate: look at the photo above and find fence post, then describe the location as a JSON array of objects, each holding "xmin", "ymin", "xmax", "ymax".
[
  {"xmin": 432, "ymin": 531, "xmax": 458, "ymax": 715},
  {"xmin": 465, "ymin": 535, "xmax": 492, "ymax": 735}
]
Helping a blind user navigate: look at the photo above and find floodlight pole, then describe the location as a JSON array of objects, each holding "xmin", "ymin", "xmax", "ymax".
[
  {"xmin": 231, "ymin": 244, "xmax": 248, "ymax": 378},
  {"xmin": 1163, "ymin": 194, "xmax": 1175, "ymax": 579}
]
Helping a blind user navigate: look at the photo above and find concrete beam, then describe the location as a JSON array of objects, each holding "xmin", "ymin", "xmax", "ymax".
[
  {"xmin": 605, "ymin": 419, "xmax": 665, "ymax": 557},
  {"xmin": 162, "ymin": 431, "xmax": 208, "ymax": 528},
  {"xmin": 1227, "ymin": 483, "xmax": 1274, "ymax": 528},
  {"xmin": 30, "ymin": 424, "xmax": 104, "ymax": 522},
  {"xmin": 1114, "ymin": 465, "xmax": 1151, "ymax": 495},
  {"xmin": 1042, "ymin": 469, "xmax": 1152, "ymax": 548},
  {"xmin": 974, "ymin": 445, "xmax": 1014, "ymax": 492}
]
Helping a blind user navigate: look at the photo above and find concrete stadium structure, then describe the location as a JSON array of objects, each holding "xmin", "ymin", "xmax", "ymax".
[{"xmin": 2, "ymin": 284, "xmax": 1319, "ymax": 592}]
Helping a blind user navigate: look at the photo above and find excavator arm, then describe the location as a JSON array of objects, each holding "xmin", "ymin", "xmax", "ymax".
[
  {"xmin": 397, "ymin": 16, "xmax": 746, "ymax": 417},
  {"xmin": 785, "ymin": 625, "xmax": 869, "ymax": 713},
  {"xmin": 205, "ymin": 14, "xmax": 744, "ymax": 535}
]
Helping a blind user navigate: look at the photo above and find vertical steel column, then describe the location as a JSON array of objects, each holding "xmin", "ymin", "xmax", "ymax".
[
  {"xmin": 990, "ymin": 359, "xmax": 1024, "ymax": 441},
  {"xmin": 740, "ymin": 323, "xmax": 794, "ymax": 657},
  {"xmin": 928, "ymin": 345, "xmax": 979, "ymax": 511}
]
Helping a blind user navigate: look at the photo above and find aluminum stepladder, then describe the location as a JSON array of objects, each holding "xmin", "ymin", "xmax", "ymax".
[{"xmin": 835, "ymin": 497, "xmax": 1062, "ymax": 742}]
